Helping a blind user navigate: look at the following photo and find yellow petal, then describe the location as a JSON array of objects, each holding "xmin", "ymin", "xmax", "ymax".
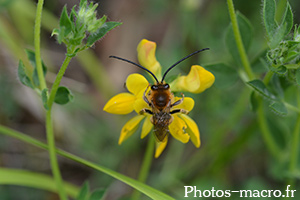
[
  {"xmin": 137, "ymin": 39, "xmax": 162, "ymax": 79},
  {"xmin": 171, "ymin": 65, "xmax": 215, "ymax": 93},
  {"xmin": 141, "ymin": 115, "xmax": 153, "ymax": 139},
  {"xmin": 155, "ymin": 138, "xmax": 168, "ymax": 158},
  {"xmin": 180, "ymin": 114, "xmax": 201, "ymax": 147},
  {"xmin": 169, "ymin": 115, "xmax": 190, "ymax": 143},
  {"xmin": 119, "ymin": 115, "xmax": 145, "ymax": 145},
  {"xmin": 126, "ymin": 73, "xmax": 149, "ymax": 96},
  {"xmin": 103, "ymin": 93, "xmax": 135, "ymax": 114},
  {"xmin": 194, "ymin": 65, "xmax": 215, "ymax": 93},
  {"xmin": 172, "ymin": 97, "xmax": 195, "ymax": 112},
  {"xmin": 133, "ymin": 98, "xmax": 150, "ymax": 114},
  {"xmin": 183, "ymin": 65, "xmax": 201, "ymax": 92}
]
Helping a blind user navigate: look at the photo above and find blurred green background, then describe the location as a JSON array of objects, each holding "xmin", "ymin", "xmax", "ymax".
[{"xmin": 0, "ymin": 0, "xmax": 300, "ymax": 199}]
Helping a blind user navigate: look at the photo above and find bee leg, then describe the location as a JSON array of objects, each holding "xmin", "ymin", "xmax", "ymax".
[
  {"xmin": 170, "ymin": 109, "xmax": 188, "ymax": 115},
  {"xmin": 143, "ymin": 85, "xmax": 151, "ymax": 106},
  {"xmin": 171, "ymin": 93, "xmax": 184, "ymax": 107},
  {"xmin": 139, "ymin": 109, "xmax": 153, "ymax": 115},
  {"xmin": 143, "ymin": 95, "xmax": 151, "ymax": 106}
]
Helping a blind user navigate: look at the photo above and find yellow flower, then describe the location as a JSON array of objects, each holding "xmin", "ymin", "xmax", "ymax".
[
  {"xmin": 104, "ymin": 39, "xmax": 215, "ymax": 158},
  {"xmin": 170, "ymin": 65, "xmax": 215, "ymax": 93},
  {"xmin": 103, "ymin": 73, "xmax": 148, "ymax": 114}
]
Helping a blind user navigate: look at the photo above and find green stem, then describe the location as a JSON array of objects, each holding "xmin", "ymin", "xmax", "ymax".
[
  {"xmin": 131, "ymin": 137, "xmax": 155, "ymax": 200},
  {"xmin": 257, "ymin": 97, "xmax": 282, "ymax": 160},
  {"xmin": 0, "ymin": 125, "xmax": 175, "ymax": 200},
  {"xmin": 34, "ymin": 0, "xmax": 47, "ymax": 91},
  {"xmin": 46, "ymin": 110, "xmax": 67, "ymax": 200},
  {"xmin": 44, "ymin": 56, "xmax": 72, "ymax": 200},
  {"xmin": 284, "ymin": 102, "xmax": 300, "ymax": 114},
  {"xmin": 48, "ymin": 56, "xmax": 72, "ymax": 109},
  {"xmin": 35, "ymin": 0, "xmax": 67, "ymax": 199},
  {"xmin": 257, "ymin": 69, "xmax": 282, "ymax": 160},
  {"xmin": 288, "ymin": 90, "xmax": 300, "ymax": 187},
  {"xmin": 227, "ymin": 0, "xmax": 255, "ymax": 80},
  {"xmin": 263, "ymin": 71, "xmax": 274, "ymax": 85}
]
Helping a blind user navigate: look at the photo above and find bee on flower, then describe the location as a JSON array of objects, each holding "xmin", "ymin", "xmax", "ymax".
[{"xmin": 104, "ymin": 39, "xmax": 215, "ymax": 158}]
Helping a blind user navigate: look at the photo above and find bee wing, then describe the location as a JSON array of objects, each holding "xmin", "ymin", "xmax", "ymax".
[{"xmin": 153, "ymin": 126, "xmax": 169, "ymax": 142}]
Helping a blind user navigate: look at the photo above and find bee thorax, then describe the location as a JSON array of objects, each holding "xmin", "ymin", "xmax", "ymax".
[{"xmin": 153, "ymin": 93, "xmax": 169, "ymax": 108}]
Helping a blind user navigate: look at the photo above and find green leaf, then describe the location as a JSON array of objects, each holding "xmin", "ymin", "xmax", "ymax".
[
  {"xmin": 68, "ymin": 34, "xmax": 85, "ymax": 47},
  {"xmin": 268, "ymin": 65, "xmax": 287, "ymax": 76},
  {"xmin": 269, "ymin": 23, "xmax": 287, "ymax": 49},
  {"xmin": 76, "ymin": 182, "xmax": 89, "ymax": 200},
  {"xmin": 60, "ymin": 6, "xmax": 73, "ymax": 37},
  {"xmin": 270, "ymin": 74, "xmax": 284, "ymax": 98},
  {"xmin": 41, "ymin": 89, "xmax": 49, "ymax": 110},
  {"xmin": 86, "ymin": 22, "xmax": 122, "ymax": 47},
  {"xmin": 247, "ymin": 79, "xmax": 276, "ymax": 100},
  {"xmin": 51, "ymin": 28, "xmax": 60, "ymax": 37},
  {"xmin": 25, "ymin": 49, "xmax": 47, "ymax": 87},
  {"xmin": 263, "ymin": 0, "xmax": 278, "ymax": 39},
  {"xmin": 18, "ymin": 60, "xmax": 34, "ymax": 89},
  {"xmin": 282, "ymin": 2, "xmax": 293, "ymax": 37},
  {"xmin": 225, "ymin": 12, "xmax": 253, "ymax": 66},
  {"xmin": 79, "ymin": 0, "xmax": 87, "ymax": 7},
  {"xmin": 296, "ymin": 68, "xmax": 300, "ymax": 86},
  {"xmin": 267, "ymin": 2, "xmax": 293, "ymax": 49},
  {"xmin": 54, "ymin": 86, "xmax": 74, "ymax": 105},
  {"xmin": 269, "ymin": 101, "xmax": 288, "ymax": 116},
  {"xmin": 294, "ymin": 24, "xmax": 300, "ymax": 41},
  {"xmin": 285, "ymin": 51, "xmax": 300, "ymax": 63},
  {"xmin": 284, "ymin": 64, "xmax": 299, "ymax": 69},
  {"xmin": 25, "ymin": 49, "xmax": 37, "ymax": 68},
  {"xmin": 70, "ymin": 6, "xmax": 78, "ymax": 23},
  {"xmin": 89, "ymin": 189, "xmax": 105, "ymax": 200},
  {"xmin": 91, "ymin": 15, "xmax": 107, "ymax": 33},
  {"xmin": 204, "ymin": 63, "xmax": 238, "ymax": 89},
  {"xmin": 53, "ymin": 28, "xmax": 63, "ymax": 44},
  {"xmin": 275, "ymin": 65, "xmax": 287, "ymax": 76}
]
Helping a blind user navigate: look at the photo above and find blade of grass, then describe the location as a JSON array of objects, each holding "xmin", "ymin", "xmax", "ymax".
[
  {"xmin": 0, "ymin": 125, "xmax": 175, "ymax": 200},
  {"xmin": 0, "ymin": 168, "xmax": 79, "ymax": 198}
]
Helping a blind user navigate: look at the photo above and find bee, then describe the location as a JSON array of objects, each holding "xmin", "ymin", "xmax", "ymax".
[{"xmin": 110, "ymin": 48, "xmax": 209, "ymax": 142}]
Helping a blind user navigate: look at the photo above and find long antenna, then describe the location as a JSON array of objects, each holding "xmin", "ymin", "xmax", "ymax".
[
  {"xmin": 161, "ymin": 48, "xmax": 209, "ymax": 82},
  {"xmin": 109, "ymin": 56, "xmax": 159, "ymax": 84}
]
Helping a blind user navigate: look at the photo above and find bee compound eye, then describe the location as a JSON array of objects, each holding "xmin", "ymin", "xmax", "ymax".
[
  {"xmin": 151, "ymin": 85, "xmax": 158, "ymax": 90},
  {"xmin": 164, "ymin": 84, "xmax": 169, "ymax": 89}
]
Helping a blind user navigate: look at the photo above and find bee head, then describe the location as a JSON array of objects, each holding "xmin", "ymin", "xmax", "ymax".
[{"xmin": 151, "ymin": 83, "xmax": 169, "ymax": 91}]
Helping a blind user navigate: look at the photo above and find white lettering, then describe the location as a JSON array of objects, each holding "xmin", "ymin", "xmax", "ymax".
[
  {"xmin": 203, "ymin": 190, "xmax": 211, "ymax": 197},
  {"xmin": 285, "ymin": 185, "xmax": 290, "ymax": 197},
  {"xmin": 240, "ymin": 190, "xmax": 252, "ymax": 197},
  {"xmin": 261, "ymin": 190, "xmax": 268, "ymax": 197},
  {"xmin": 216, "ymin": 190, "xmax": 224, "ymax": 197},
  {"xmin": 268, "ymin": 189, "xmax": 273, "ymax": 197},
  {"xmin": 184, "ymin": 186, "xmax": 193, "ymax": 197},
  {"xmin": 291, "ymin": 189, "xmax": 296, "ymax": 197},
  {"xmin": 211, "ymin": 187, "xmax": 216, "ymax": 197},
  {"xmin": 273, "ymin": 190, "xmax": 281, "ymax": 197},
  {"xmin": 225, "ymin": 190, "xmax": 231, "ymax": 197},
  {"xmin": 194, "ymin": 186, "xmax": 202, "ymax": 197},
  {"xmin": 252, "ymin": 190, "xmax": 260, "ymax": 197}
]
